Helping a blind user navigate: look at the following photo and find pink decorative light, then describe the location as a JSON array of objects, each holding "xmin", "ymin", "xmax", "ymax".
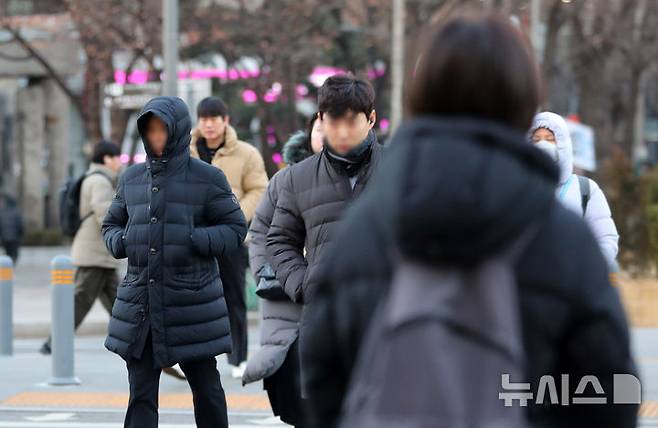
[
  {"xmin": 114, "ymin": 63, "xmax": 386, "ymax": 86},
  {"xmin": 263, "ymin": 92, "xmax": 276, "ymax": 103},
  {"xmin": 113, "ymin": 68, "xmax": 262, "ymax": 85},
  {"xmin": 272, "ymin": 152, "xmax": 283, "ymax": 164},
  {"xmin": 309, "ymin": 66, "xmax": 347, "ymax": 87},
  {"xmin": 379, "ymin": 119, "xmax": 390, "ymax": 132},
  {"xmin": 114, "ymin": 70, "xmax": 127, "ymax": 85},
  {"xmin": 296, "ymin": 84, "xmax": 309, "ymax": 97},
  {"xmin": 120, "ymin": 153, "xmax": 147, "ymax": 164},
  {"xmin": 267, "ymin": 135, "xmax": 277, "ymax": 146},
  {"xmin": 242, "ymin": 89, "xmax": 258, "ymax": 104}
]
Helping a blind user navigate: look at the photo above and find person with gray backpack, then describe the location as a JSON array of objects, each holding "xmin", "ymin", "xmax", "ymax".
[
  {"xmin": 41, "ymin": 141, "xmax": 123, "ymax": 355},
  {"xmin": 301, "ymin": 12, "xmax": 637, "ymax": 428}
]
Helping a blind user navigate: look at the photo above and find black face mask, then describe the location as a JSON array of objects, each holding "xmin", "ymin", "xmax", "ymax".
[{"xmin": 324, "ymin": 131, "xmax": 376, "ymax": 177}]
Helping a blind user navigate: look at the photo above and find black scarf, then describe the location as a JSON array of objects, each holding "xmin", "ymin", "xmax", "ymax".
[{"xmin": 324, "ymin": 131, "xmax": 376, "ymax": 177}]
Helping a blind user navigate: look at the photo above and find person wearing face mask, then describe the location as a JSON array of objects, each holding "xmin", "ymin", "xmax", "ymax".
[{"xmin": 530, "ymin": 111, "xmax": 619, "ymax": 269}]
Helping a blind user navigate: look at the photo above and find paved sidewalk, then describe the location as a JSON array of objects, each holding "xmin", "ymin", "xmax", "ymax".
[
  {"xmin": 9, "ymin": 246, "xmax": 258, "ymax": 338},
  {"xmin": 0, "ymin": 331, "xmax": 285, "ymax": 427},
  {"xmin": 10, "ymin": 247, "xmax": 116, "ymax": 338}
]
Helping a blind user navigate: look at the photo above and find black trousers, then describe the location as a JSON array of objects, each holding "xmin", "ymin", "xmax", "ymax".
[
  {"xmin": 125, "ymin": 332, "xmax": 228, "ymax": 428},
  {"xmin": 264, "ymin": 339, "xmax": 307, "ymax": 427},
  {"xmin": 218, "ymin": 245, "xmax": 248, "ymax": 366}
]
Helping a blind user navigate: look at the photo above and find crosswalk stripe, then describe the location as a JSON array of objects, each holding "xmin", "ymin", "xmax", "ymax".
[
  {"xmin": 0, "ymin": 424, "xmax": 283, "ymax": 428},
  {"xmin": 1, "ymin": 391, "xmax": 270, "ymax": 410}
]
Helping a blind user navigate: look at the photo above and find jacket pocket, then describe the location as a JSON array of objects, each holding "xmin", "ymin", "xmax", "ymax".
[
  {"xmin": 170, "ymin": 269, "xmax": 203, "ymax": 290},
  {"xmin": 122, "ymin": 221, "xmax": 132, "ymax": 244},
  {"xmin": 121, "ymin": 272, "xmax": 140, "ymax": 287}
]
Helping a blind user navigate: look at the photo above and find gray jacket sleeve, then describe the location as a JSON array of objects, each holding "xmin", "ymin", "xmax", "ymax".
[
  {"xmin": 266, "ymin": 169, "xmax": 307, "ymax": 303},
  {"xmin": 248, "ymin": 169, "xmax": 287, "ymax": 277}
]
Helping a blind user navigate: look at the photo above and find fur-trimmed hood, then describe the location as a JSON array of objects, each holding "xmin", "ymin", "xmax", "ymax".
[{"xmin": 282, "ymin": 131, "xmax": 311, "ymax": 165}]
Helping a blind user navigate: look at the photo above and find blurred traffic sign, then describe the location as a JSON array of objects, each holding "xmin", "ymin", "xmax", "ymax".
[
  {"xmin": 104, "ymin": 79, "xmax": 210, "ymax": 116},
  {"xmin": 104, "ymin": 82, "xmax": 161, "ymax": 110},
  {"xmin": 567, "ymin": 119, "xmax": 596, "ymax": 172}
]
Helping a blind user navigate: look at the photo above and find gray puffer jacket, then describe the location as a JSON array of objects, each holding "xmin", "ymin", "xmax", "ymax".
[{"xmin": 243, "ymin": 132, "xmax": 308, "ymax": 385}]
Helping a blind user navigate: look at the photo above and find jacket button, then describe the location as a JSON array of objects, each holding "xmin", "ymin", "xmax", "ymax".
[
  {"xmin": 150, "ymin": 248, "xmax": 157, "ymax": 255},
  {"xmin": 149, "ymin": 279, "xmax": 155, "ymax": 285},
  {"xmin": 150, "ymin": 217, "xmax": 157, "ymax": 224},
  {"xmin": 152, "ymin": 186, "xmax": 159, "ymax": 193}
]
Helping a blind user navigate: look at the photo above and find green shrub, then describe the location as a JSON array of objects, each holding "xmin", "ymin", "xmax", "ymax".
[
  {"xmin": 22, "ymin": 228, "xmax": 66, "ymax": 246},
  {"xmin": 601, "ymin": 147, "xmax": 657, "ymax": 276}
]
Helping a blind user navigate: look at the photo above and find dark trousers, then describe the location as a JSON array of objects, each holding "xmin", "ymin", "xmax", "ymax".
[
  {"xmin": 125, "ymin": 332, "xmax": 228, "ymax": 428},
  {"xmin": 218, "ymin": 245, "xmax": 248, "ymax": 366},
  {"xmin": 264, "ymin": 339, "xmax": 307, "ymax": 427},
  {"xmin": 46, "ymin": 267, "xmax": 118, "ymax": 347},
  {"xmin": 3, "ymin": 241, "xmax": 19, "ymax": 264}
]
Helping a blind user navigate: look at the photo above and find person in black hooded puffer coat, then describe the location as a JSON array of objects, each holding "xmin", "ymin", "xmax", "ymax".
[{"xmin": 102, "ymin": 96, "xmax": 247, "ymax": 428}]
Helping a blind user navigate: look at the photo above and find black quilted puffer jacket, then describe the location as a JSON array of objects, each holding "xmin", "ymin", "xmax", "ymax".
[{"xmin": 102, "ymin": 96, "xmax": 247, "ymax": 368}]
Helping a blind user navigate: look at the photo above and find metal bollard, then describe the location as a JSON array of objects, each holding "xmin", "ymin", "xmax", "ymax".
[
  {"xmin": 48, "ymin": 255, "xmax": 80, "ymax": 385},
  {"xmin": 0, "ymin": 256, "xmax": 13, "ymax": 356}
]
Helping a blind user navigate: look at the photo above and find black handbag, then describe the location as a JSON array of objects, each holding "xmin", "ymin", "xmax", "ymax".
[{"xmin": 255, "ymin": 264, "xmax": 289, "ymax": 301}]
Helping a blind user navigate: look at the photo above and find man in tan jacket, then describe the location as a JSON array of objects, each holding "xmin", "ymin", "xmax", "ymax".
[
  {"xmin": 41, "ymin": 141, "xmax": 123, "ymax": 355},
  {"xmin": 190, "ymin": 97, "xmax": 268, "ymax": 377}
]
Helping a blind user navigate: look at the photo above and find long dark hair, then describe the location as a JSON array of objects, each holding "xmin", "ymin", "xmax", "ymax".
[{"xmin": 407, "ymin": 11, "xmax": 542, "ymax": 132}]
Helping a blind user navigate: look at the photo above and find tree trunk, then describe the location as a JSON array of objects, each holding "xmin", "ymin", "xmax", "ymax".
[
  {"xmin": 627, "ymin": 67, "xmax": 649, "ymax": 162},
  {"xmin": 577, "ymin": 59, "xmax": 615, "ymax": 162},
  {"xmin": 17, "ymin": 83, "xmax": 46, "ymax": 231},
  {"xmin": 43, "ymin": 79, "xmax": 71, "ymax": 228},
  {"xmin": 110, "ymin": 108, "xmax": 132, "ymax": 149},
  {"xmin": 81, "ymin": 65, "xmax": 103, "ymax": 144}
]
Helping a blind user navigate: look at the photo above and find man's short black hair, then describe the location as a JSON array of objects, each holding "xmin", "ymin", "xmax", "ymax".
[
  {"xmin": 92, "ymin": 140, "xmax": 121, "ymax": 164},
  {"xmin": 197, "ymin": 96, "xmax": 229, "ymax": 118},
  {"xmin": 318, "ymin": 74, "xmax": 375, "ymax": 120}
]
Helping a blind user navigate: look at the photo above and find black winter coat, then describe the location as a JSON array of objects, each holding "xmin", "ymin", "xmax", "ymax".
[
  {"xmin": 302, "ymin": 118, "xmax": 637, "ymax": 428},
  {"xmin": 266, "ymin": 135, "xmax": 384, "ymax": 303},
  {"xmin": 102, "ymin": 96, "xmax": 247, "ymax": 368},
  {"xmin": 0, "ymin": 199, "xmax": 23, "ymax": 243}
]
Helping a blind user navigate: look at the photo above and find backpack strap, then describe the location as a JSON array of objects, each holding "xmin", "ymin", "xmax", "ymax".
[
  {"xmin": 577, "ymin": 175, "xmax": 591, "ymax": 217},
  {"xmin": 80, "ymin": 171, "xmax": 113, "ymax": 223},
  {"xmin": 85, "ymin": 170, "xmax": 112, "ymax": 183}
]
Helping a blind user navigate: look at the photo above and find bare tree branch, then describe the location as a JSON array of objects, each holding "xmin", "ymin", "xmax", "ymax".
[{"xmin": 0, "ymin": 22, "xmax": 83, "ymax": 115}]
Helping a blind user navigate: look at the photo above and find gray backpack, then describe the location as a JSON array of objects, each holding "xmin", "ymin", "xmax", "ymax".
[{"xmin": 339, "ymin": 233, "xmax": 537, "ymax": 428}]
